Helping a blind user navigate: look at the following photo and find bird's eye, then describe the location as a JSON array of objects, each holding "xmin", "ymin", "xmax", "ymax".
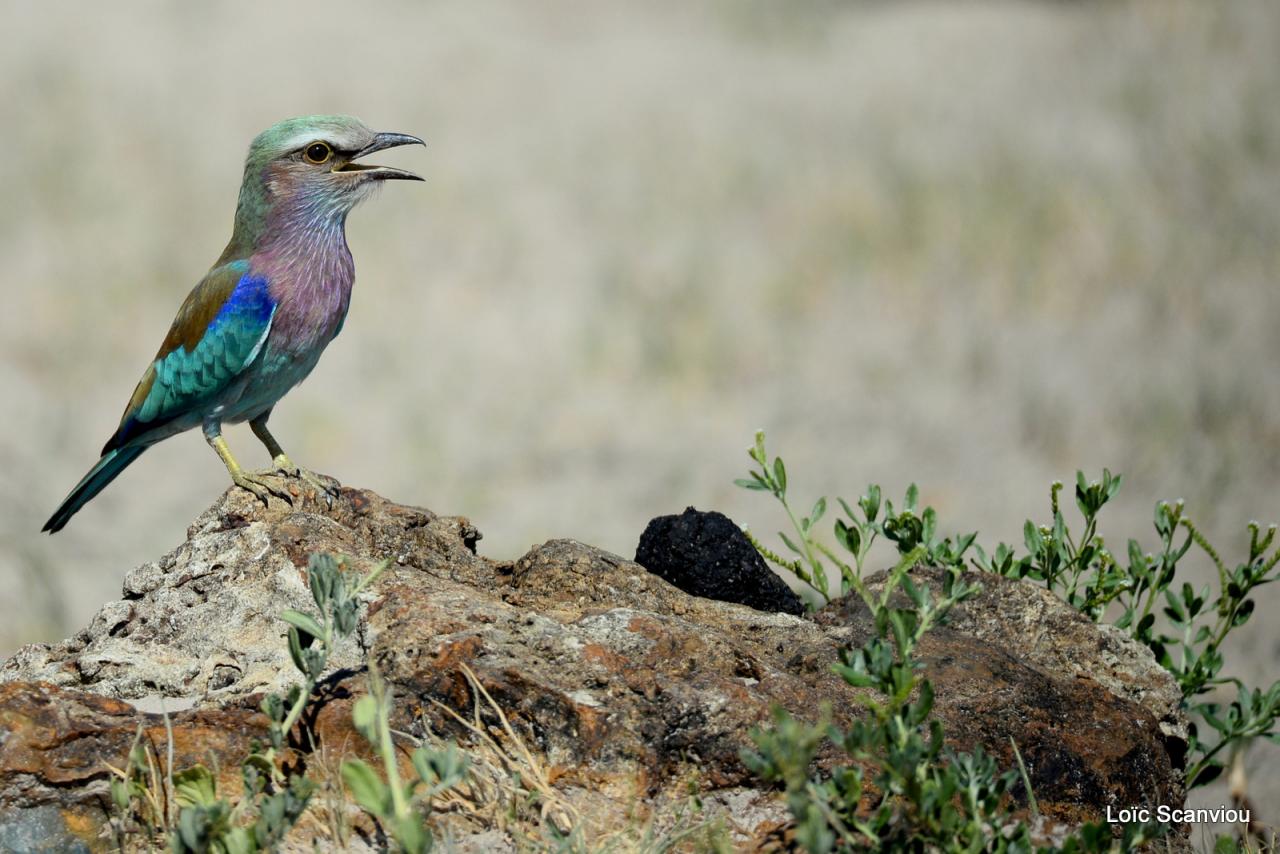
[{"xmin": 303, "ymin": 142, "xmax": 332, "ymax": 164}]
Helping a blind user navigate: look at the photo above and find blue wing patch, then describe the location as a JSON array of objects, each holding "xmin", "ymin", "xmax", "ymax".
[
  {"xmin": 108, "ymin": 265, "xmax": 276, "ymax": 450},
  {"xmin": 136, "ymin": 272, "xmax": 275, "ymax": 421}
]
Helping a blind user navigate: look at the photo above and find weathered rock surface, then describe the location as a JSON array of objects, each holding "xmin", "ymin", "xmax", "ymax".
[
  {"xmin": 0, "ymin": 681, "xmax": 270, "ymax": 853},
  {"xmin": 818, "ymin": 569, "xmax": 1187, "ymax": 829},
  {"xmin": 0, "ymin": 483, "xmax": 1188, "ymax": 850}
]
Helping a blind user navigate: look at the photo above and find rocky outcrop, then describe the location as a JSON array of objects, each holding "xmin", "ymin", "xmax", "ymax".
[
  {"xmin": 0, "ymin": 483, "xmax": 1187, "ymax": 850},
  {"xmin": 818, "ymin": 569, "xmax": 1187, "ymax": 829}
]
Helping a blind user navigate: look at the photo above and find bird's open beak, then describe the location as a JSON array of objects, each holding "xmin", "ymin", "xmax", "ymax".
[{"xmin": 333, "ymin": 132, "xmax": 425, "ymax": 181}]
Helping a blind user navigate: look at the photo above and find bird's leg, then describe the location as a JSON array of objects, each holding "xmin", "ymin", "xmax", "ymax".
[
  {"xmin": 248, "ymin": 414, "xmax": 340, "ymax": 503},
  {"xmin": 204, "ymin": 422, "xmax": 292, "ymax": 506},
  {"xmin": 248, "ymin": 414, "xmax": 296, "ymax": 475}
]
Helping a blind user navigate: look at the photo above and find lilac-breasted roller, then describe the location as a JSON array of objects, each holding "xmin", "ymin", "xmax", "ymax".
[{"xmin": 43, "ymin": 115, "xmax": 424, "ymax": 533}]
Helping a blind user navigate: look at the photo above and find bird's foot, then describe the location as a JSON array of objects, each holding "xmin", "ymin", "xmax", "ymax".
[
  {"xmin": 268, "ymin": 454, "xmax": 301, "ymax": 478},
  {"xmin": 269, "ymin": 455, "xmax": 340, "ymax": 506},
  {"xmin": 231, "ymin": 469, "xmax": 293, "ymax": 507},
  {"xmin": 298, "ymin": 469, "xmax": 340, "ymax": 506}
]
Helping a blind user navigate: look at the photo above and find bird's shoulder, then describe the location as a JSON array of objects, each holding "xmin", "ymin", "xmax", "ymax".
[
  {"xmin": 104, "ymin": 262, "xmax": 278, "ymax": 453},
  {"xmin": 154, "ymin": 260, "xmax": 274, "ymax": 362}
]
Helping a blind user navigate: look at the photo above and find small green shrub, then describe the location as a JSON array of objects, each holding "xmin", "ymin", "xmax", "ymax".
[
  {"xmin": 736, "ymin": 430, "xmax": 1278, "ymax": 851},
  {"xmin": 110, "ymin": 553, "xmax": 393, "ymax": 852},
  {"xmin": 973, "ymin": 475, "xmax": 1280, "ymax": 790},
  {"xmin": 737, "ymin": 431, "xmax": 975, "ymax": 604},
  {"xmin": 744, "ymin": 548, "xmax": 1037, "ymax": 852},
  {"xmin": 166, "ymin": 553, "xmax": 388, "ymax": 853},
  {"xmin": 342, "ymin": 663, "xmax": 468, "ymax": 854}
]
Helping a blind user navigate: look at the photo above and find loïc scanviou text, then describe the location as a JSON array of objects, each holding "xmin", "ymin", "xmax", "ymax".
[{"xmin": 1106, "ymin": 804, "xmax": 1249, "ymax": 825}]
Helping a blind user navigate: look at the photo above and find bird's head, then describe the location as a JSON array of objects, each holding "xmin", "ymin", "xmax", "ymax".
[
  {"xmin": 249, "ymin": 115, "xmax": 424, "ymax": 193},
  {"xmin": 226, "ymin": 115, "xmax": 423, "ymax": 254}
]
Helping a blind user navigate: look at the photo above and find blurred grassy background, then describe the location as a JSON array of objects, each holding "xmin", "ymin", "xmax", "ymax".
[{"xmin": 2, "ymin": 0, "xmax": 1277, "ymax": 825}]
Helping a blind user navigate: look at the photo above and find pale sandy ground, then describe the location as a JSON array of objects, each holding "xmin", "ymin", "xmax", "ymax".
[{"xmin": 1, "ymin": 0, "xmax": 1276, "ymax": 837}]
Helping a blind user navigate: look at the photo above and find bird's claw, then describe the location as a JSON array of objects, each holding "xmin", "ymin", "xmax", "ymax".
[
  {"xmin": 232, "ymin": 470, "xmax": 294, "ymax": 506},
  {"xmin": 264, "ymin": 452, "xmax": 303, "ymax": 478},
  {"xmin": 265, "ymin": 455, "xmax": 339, "ymax": 506},
  {"xmin": 297, "ymin": 469, "xmax": 340, "ymax": 507}
]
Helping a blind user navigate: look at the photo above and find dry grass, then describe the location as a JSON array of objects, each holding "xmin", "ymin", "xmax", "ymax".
[
  {"xmin": 103, "ymin": 722, "xmax": 174, "ymax": 852},
  {"xmin": 104, "ymin": 660, "xmax": 729, "ymax": 851},
  {"xmin": 417, "ymin": 663, "xmax": 728, "ymax": 852},
  {"xmin": 421, "ymin": 663, "xmax": 582, "ymax": 846},
  {"xmin": 2, "ymin": 0, "xmax": 1277, "ymax": 831}
]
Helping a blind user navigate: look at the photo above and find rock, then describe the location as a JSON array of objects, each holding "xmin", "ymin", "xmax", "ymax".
[
  {"xmin": 817, "ymin": 567, "xmax": 1187, "ymax": 828},
  {"xmin": 0, "ymin": 681, "xmax": 271, "ymax": 853},
  {"xmin": 0, "ymin": 804, "xmax": 92, "ymax": 854},
  {"xmin": 635, "ymin": 507, "xmax": 805, "ymax": 615},
  {"xmin": 0, "ymin": 482, "xmax": 1188, "ymax": 850},
  {"xmin": 3, "ymin": 486, "xmax": 488, "ymax": 702}
]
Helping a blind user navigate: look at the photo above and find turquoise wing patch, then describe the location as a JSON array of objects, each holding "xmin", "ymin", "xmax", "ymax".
[{"xmin": 110, "ymin": 268, "xmax": 276, "ymax": 448}]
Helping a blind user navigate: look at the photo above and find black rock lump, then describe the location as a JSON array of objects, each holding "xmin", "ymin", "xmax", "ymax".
[{"xmin": 635, "ymin": 507, "xmax": 805, "ymax": 615}]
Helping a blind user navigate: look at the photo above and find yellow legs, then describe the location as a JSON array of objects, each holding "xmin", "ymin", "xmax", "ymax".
[
  {"xmin": 249, "ymin": 415, "xmax": 339, "ymax": 501},
  {"xmin": 203, "ymin": 417, "xmax": 338, "ymax": 506},
  {"xmin": 206, "ymin": 431, "xmax": 292, "ymax": 504}
]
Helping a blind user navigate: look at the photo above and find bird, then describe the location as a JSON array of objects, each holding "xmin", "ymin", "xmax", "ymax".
[{"xmin": 43, "ymin": 115, "xmax": 424, "ymax": 533}]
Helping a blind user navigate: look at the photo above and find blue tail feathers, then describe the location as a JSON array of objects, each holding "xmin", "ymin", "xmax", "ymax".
[{"xmin": 43, "ymin": 445, "xmax": 147, "ymax": 533}]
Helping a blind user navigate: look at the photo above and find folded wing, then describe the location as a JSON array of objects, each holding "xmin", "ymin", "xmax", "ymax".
[{"xmin": 105, "ymin": 260, "xmax": 276, "ymax": 453}]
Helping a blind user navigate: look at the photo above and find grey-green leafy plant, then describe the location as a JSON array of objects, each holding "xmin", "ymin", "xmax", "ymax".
[
  {"xmin": 341, "ymin": 663, "xmax": 468, "ymax": 854},
  {"xmin": 973, "ymin": 472, "xmax": 1125, "ymax": 620},
  {"xmin": 739, "ymin": 544, "xmax": 1162, "ymax": 852},
  {"xmin": 744, "ymin": 550, "xmax": 1007, "ymax": 851},
  {"xmin": 738, "ymin": 430, "xmax": 975, "ymax": 604},
  {"xmin": 973, "ymin": 475, "xmax": 1280, "ymax": 790},
  {"xmin": 733, "ymin": 431, "xmax": 1280, "ymax": 850},
  {"xmin": 168, "ymin": 764, "xmax": 314, "ymax": 854},
  {"xmin": 165, "ymin": 553, "xmax": 387, "ymax": 853},
  {"xmin": 739, "ymin": 431, "xmax": 1280, "ymax": 796},
  {"xmin": 108, "ymin": 726, "xmax": 168, "ymax": 849},
  {"xmin": 268, "ymin": 553, "xmax": 389, "ymax": 765}
]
